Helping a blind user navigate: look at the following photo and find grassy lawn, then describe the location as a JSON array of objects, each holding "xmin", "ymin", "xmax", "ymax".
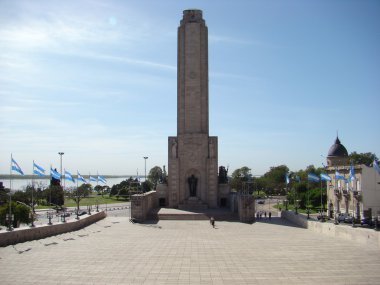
[
  {"xmin": 273, "ymin": 203, "xmax": 321, "ymax": 214},
  {"xmin": 35, "ymin": 195, "xmax": 127, "ymax": 209},
  {"xmin": 64, "ymin": 195, "xmax": 128, "ymax": 207}
]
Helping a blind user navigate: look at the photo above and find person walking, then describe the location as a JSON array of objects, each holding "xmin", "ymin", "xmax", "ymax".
[
  {"xmin": 210, "ymin": 216, "xmax": 215, "ymax": 228},
  {"xmin": 269, "ymin": 212, "xmax": 272, "ymax": 220}
]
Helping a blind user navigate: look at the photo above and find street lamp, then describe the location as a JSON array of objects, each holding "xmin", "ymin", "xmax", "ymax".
[
  {"xmin": 143, "ymin": 156, "xmax": 148, "ymax": 188},
  {"xmin": 58, "ymin": 152, "xmax": 64, "ymax": 187}
]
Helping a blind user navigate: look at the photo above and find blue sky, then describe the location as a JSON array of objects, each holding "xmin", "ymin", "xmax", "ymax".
[{"xmin": 1, "ymin": 0, "xmax": 379, "ymax": 176}]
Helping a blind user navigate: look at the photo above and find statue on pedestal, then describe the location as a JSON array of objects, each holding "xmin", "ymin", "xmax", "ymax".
[{"xmin": 188, "ymin": 175, "xmax": 197, "ymax": 197}]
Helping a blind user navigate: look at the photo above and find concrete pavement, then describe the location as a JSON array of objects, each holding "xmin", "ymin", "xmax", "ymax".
[{"xmin": 0, "ymin": 216, "xmax": 379, "ymax": 284}]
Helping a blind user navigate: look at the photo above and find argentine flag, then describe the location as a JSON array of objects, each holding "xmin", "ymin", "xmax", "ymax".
[
  {"xmin": 320, "ymin": 173, "xmax": 332, "ymax": 182},
  {"xmin": 11, "ymin": 157, "xmax": 24, "ymax": 175},
  {"xmin": 349, "ymin": 164, "xmax": 356, "ymax": 181},
  {"xmin": 33, "ymin": 162, "xmax": 45, "ymax": 177},
  {"xmin": 335, "ymin": 169, "xmax": 346, "ymax": 180},
  {"xmin": 374, "ymin": 160, "xmax": 380, "ymax": 176},
  {"xmin": 51, "ymin": 167, "xmax": 61, "ymax": 180},
  {"xmin": 77, "ymin": 172, "xmax": 87, "ymax": 183},
  {"xmin": 89, "ymin": 176, "xmax": 97, "ymax": 182},
  {"xmin": 98, "ymin": 175, "xmax": 107, "ymax": 184},
  {"xmin": 308, "ymin": 173, "xmax": 320, "ymax": 182},
  {"xmin": 65, "ymin": 170, "xmax": 75, "ymax": 183}
]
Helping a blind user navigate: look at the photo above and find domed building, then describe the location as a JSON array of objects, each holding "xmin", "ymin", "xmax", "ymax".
[
  {"xmin": 325, "ymin": 136, "xmax": 380, "ymax": 222},
  {"xmin": 326, "ymin": 136, "xmax": 349, "ymax": 167}
]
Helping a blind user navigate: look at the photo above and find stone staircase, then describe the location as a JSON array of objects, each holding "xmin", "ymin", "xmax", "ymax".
[
  {"xmin": 148, "ymin": 208, "xmax": 238, "ymax": 221},
  {"xmin": 178, "ymin": 197, "xmax": 208, "ymax": 211}
]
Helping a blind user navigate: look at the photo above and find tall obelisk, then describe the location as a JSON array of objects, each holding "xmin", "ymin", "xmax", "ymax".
[{"xmin": 168, "ymin": 9, "xmax": 218, "ymax": 209}]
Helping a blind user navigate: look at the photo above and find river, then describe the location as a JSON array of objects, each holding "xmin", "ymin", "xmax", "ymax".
[{"xmin": 0, "ymin": 176, "xmax": 141, "ymax": 191}]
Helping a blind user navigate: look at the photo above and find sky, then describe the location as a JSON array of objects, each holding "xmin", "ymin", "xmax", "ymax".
[{"xmin": 1, "ymin": 0, "xmax": 379, "ymax": 177}]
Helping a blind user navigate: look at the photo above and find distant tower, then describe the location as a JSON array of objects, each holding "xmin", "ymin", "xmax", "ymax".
[
  {"xmin": 326, "ymin": 136, "xmax": 349, "ymax": 166},
  {"xmin": 168, "ymin": 10, "xmax": 218, "ymax": 209}
]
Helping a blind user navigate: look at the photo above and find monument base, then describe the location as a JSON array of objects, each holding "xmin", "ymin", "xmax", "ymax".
[{"xmin": 178, "ymin": 197, "xmax": 208, "ymax": 210}]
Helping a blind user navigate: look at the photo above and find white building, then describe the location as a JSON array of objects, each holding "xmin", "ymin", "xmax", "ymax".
[{"xmin": 326, "ymin": 137, "xmax": 380, "ymax": 220}]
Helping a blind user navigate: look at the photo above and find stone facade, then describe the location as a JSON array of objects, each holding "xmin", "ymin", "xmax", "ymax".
[
  {"xmin": 326, "ymin": 164, "xmax": 380, "ymax": 220},
  {"xmin": 168, "ymin": 10, "xmax": 218, "ymax": 209},
  {"xmin": 324, "ymin": 136, "xmax": 380, "ymax": 220}
]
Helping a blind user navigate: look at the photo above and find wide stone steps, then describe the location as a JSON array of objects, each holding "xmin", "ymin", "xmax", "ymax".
[{"xmin": 148, "ymin": 208, "xmax": 238, "ymax": 221}]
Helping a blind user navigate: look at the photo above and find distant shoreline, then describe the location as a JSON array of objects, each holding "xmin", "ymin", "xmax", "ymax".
[{"xmin": 0, "ymin": 175, "xmax": 133, "ymax": 180}]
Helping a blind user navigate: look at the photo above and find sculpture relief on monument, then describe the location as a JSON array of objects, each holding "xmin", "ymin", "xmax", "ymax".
[{"xmin": 168, "ymin": 9, "xmax": 218, "ymax": 209}]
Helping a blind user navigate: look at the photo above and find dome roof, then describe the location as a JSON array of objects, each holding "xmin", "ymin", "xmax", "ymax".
[{"xmin": 327, "ymin": 137, "xmax": 348, "ymax": 157}]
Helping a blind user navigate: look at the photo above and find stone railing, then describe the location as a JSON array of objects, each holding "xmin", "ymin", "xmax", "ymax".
[
  {"xmin": 0, "ymin": 211, "xmax": 106, "ymax": 247},
  {"xmin": 281, "ymin": 210, "xmax": 380, "ymax": 249}
]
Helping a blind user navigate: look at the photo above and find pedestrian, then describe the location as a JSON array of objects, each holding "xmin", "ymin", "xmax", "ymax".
[
  {"xmin": 264, "ymin": 211, "xmax": 267, "ymax": 218},
  {"xmin": 210, "ymin": 216, "xmax": 215, "ymax": 228},
  {"xmin": 269, "ymin": 212, "xmax": 272, "ymax": 220}
]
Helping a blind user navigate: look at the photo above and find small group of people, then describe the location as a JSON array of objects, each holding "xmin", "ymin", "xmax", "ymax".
[{"xmin": 256, "ymin": 211, "xmax": 271, "ymax": 220}]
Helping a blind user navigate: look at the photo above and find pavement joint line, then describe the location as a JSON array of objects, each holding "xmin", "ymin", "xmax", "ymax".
[{"xmin": 1, "ymin": 217, "xmax": 380, "ymax": 284}]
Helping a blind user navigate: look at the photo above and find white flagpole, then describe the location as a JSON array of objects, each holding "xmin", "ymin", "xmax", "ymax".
[
  {"xmin": 320, "ymin": 178, "xmax": 322, "ymax": 216},
  {"xmin": 32, "ymin": 160, "xmax": 35, "ymax": 225},
  {"xmin": 8, "ymin": 154, "xmax": 13, "ymax": 231}
]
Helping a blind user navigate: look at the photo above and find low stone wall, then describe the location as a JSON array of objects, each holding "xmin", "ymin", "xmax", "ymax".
[
  {"xmin": 281, "ymin": 210, "xmax": 380, "ymax": 249},
  {"xmin": 131, "ymin": 191, "xmax": 157, "ymax": 222},
  {"xmin": 0, "ymin": 211, "xmax": 106, "ymax": 247},
  {"xmin": 237, "ymin": 194, "xmax": 255, "ymax": 223}
]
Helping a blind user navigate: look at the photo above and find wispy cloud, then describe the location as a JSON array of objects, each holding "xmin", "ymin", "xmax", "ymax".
[
  {"xmin": 209, "ymin": 34, "xmax": 284, "ymax": 49},
  {"xmin": 65, "ymin": 51, "xmax": 176, "ymax": 71}
]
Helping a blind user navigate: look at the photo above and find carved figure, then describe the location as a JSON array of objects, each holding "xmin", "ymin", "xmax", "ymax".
[
  {"xmin": 218, "ymin": 166, "xmax": 228, "ymax": 184},
  {"xmin": 171, "ymin": 139, "xmax": 178, "ymax": 158},
  {"xmin": 188, "ymin": 175, "xmax": 197, "ymax": 197}
]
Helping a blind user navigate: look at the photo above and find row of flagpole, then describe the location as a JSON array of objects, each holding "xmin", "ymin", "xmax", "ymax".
[
  {"xmin": 10, "ymin": 155, "xmax": 108, "ymax": 186},
  {"xmin": 7, "ymin": 154, "xmax": 108, "ymax": 231}
]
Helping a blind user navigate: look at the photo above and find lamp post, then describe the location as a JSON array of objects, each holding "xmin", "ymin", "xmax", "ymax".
[
  {"xmin": 58, "ymin": 152, "xmax": 64, "ymax": 187},
  {"xmin": 47, "ymin": 211, "xmax": 53, "ymax": 225},
  {"xmin": 143, "ymin": 156, "xmax": 148, "ymax": 190},
  {"xmin": 143, "ymin": 157, "xmax": 148, "ymax": 180}
]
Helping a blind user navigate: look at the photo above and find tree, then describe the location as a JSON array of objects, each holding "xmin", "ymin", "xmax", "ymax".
[
  {"xmin": 94, "ymin": 185, "xmax": 109, "ymax": 197},
  {"xmin": 116, "ymin": 187, "xmax": 129, "ymax": 201},
  {"xmin": 349, "ymin": 152, "xmax": 378, "ymax": 166},
  {"xmin": 78, "ymin": 183, "xmax": 92, "ymax": 197},
  {"xmin": 0, "ymin": 202, "xmax": 31, "ymax": 228},
  {"xmin": 44, "ymin": 185, "xmax": 65, "ymax": 208},
  {"xmin": 111, "ymin": 177, "xmax": 140, "ymax": 198},
  {"xmin": 262, "ymin": 165, "xmax": 289, "ymax": 195},
  {"xmin": 230, "ymin": 166, "xmax": 252, "ymax": 191},
  {"xmin": 148, "ymin": 166, "xmax": 163, "ymax": 188},
  {"xmin": 68, "ymin": 184, "xmax": 92, "ymax": 214}
]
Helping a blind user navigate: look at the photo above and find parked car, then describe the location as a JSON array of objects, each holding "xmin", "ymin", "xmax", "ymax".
[
  {"xmin": 257, "ymin": 200, "xmax": 265, "ymax": 204},
  {"xmin": 344, "ymin": 216, "xmax": 354, "ymax": 223},
  {"xmin": 337, "ymin": 213, "xmax": 349, "ymax": 223},
  {"xmin": 75, "ymin": 210, "xmax": 87, "ymax": 216},
  {"xmin": 317, "ymin": 214, "xmax": 328, "ymax": 221},
  {"xmin": 361, "ymin": 217, "xmax": 373, "ymax": 227}
]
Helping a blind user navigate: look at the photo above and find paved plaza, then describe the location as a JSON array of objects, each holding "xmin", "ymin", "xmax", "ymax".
[{"xmin": 0, "ymin": 216, "xmax": 380, "ymax": 285}]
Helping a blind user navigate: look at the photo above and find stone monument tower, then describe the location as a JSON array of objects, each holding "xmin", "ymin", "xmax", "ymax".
[{"xmin": 168, "ymin": 9, "xmax": 218, "ymax": 209}]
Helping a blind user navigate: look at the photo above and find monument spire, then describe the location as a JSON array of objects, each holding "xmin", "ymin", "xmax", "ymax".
[
  {"xmin": 168, "ymin": 9, "xmax": 218, "ymax": 209},
  {"xmin": 177, "ymin": 9, "xmax": 209, "ymax": 135}
]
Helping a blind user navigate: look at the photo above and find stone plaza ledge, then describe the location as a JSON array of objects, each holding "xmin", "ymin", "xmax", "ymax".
[
  {"xmin": 281, "ymin": 210, "xmax": 380, "ymax": 249},
  {"xmin": 0, "ymin": 210, "xmax": 106, "ymax": 247}
]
